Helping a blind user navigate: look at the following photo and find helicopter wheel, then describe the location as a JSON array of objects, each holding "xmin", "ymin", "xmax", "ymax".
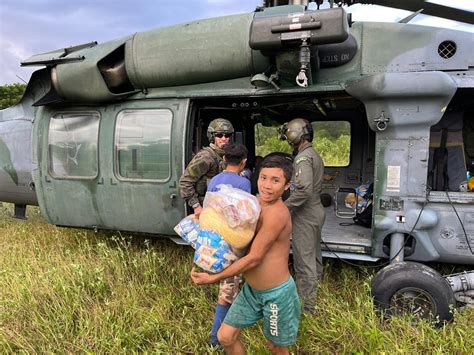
[{"xmin": 371, "ymin": 261, "xmax": 456, "ymax": 323}]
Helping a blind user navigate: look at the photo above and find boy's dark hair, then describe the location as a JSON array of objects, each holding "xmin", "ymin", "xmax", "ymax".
[
  {"xmin": 254, "ymin": 155, "xmax": 264, "ymax": 168},
  {"xmin": 259, "ymin": 154, "xmax": 293, "ymax": 183},
  {"xmin": 224, "ymin": 143, "xmax": 248, "ymax": 165}
]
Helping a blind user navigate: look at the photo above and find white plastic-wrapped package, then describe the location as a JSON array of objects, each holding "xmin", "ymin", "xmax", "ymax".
[
  {"xmin": 174, "ymin": 215, "xmax": 239, "ymax": 273},
  {"xmin": 174, "ymin": 214, "xmax": 200, "ymax": 248},
  {"xmin": 200, "ymin": 184, "xmax": 260, "ymax": 249},
  {"xmin": 193, "ymin": 229, "xmax": 239, "ymax": 273}
]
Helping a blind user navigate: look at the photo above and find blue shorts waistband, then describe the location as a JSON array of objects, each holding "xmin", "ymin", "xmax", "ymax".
[{"xmin": 247, "ymin": 276, "xmax": 294, "ymax": 294}]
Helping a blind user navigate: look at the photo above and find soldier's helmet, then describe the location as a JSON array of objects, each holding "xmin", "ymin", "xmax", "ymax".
[
  {"xmin": 278, "ymin": 118, "xmax": 313, "ymax": 145},
  {"xmin": 207, "ymin": 118, "xmax": 234, "ymax": 143}
]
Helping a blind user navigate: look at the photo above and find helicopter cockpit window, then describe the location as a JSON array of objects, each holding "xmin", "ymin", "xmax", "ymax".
[
  {"xmin": 48, "ymin": 112, "xmax": 100, "ymax": 179},
  {"xmin": 115, "ymin": 109, "xmax": 172, "ymax": 181},
  {"xmin": 255, "ymin": 120, "xmax": 351, "ymax": 167}
]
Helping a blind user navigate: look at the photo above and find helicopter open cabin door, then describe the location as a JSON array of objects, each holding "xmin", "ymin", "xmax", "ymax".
[{"xmin": 34, "ymin": 99, "xmax": 188, "ymax": 235}]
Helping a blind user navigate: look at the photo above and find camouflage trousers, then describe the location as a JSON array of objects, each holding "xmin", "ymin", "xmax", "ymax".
[{"xmin": 218, "ymin": 276, "xmax": 241, "ymax": 304}]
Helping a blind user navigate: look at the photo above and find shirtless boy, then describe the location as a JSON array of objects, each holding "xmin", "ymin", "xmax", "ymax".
[{"xmin": 191, "ymin": 155, "xmax": 300, "ymax": 355}]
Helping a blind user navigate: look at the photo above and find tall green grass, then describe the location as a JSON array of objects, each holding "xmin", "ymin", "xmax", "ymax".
[{"xmin": 1, "ymin": 204, "xmax": 473, "ymax": 353}]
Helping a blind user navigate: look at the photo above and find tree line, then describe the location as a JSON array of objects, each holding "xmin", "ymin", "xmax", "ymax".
[
  {"xmin": 0, "ymin": 83, "xmax": 27, "ymax": 110},
  {"xmin": 255, "ymin": 122, "xmax": 351, "ymax": 166}
]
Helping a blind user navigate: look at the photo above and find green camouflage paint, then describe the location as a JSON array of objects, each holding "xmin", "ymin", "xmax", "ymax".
[{"xmin": 0, "ymin": 139, "xmax": 19, "ymax": 185}]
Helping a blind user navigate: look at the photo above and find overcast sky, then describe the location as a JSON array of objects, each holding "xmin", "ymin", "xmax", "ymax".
[{"xmin": 0, "ymin": 0, "xmax": 472, "ymax": 85}]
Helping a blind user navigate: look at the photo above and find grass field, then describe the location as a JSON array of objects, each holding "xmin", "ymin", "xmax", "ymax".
[{"xmin": 1, "ymin": 203, "xmax": 473, "ymax": 353}]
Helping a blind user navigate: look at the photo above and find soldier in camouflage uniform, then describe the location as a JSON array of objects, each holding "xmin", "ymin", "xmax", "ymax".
[
  {"xmin": 178, "ymin": 118, "xmax": 240, "ymax": 346},
  {"xmin": 279, "ymin": 118, "xmax": 325, "ymax": 314},
  {"xmin": 179, "ymin": 118, "xmax": 234, "ymax": 216}
]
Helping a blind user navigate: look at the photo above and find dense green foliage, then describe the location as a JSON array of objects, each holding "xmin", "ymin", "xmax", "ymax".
[
  {"xmin": 0, "ymin": 83, "xmax": 27, "ymax": 110},
  {"xmin": 255, "ymin": 122, "xmax": 351, "ymax": 166},
  {"xmin": 1, "ymin": 204, "xmax": 473, "ymax": 353}
]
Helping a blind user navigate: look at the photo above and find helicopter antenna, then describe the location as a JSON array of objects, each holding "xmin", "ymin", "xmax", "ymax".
[
  {"xmin": 398, "ymin": 8, "xmax": 424, "ymax": 23},
  {"xmin": 16, "ymin": 75, "xmax": 27, "ymax": 84}
]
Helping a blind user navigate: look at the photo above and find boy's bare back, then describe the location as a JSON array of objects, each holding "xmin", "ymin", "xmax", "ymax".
[{"xmin": 244, "ymin": 197, "xmax": 292, "ymax": 290}]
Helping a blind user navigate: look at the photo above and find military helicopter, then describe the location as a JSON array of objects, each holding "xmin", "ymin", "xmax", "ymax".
[{"xmin": 1, "ymin": 0, "xmax": 473, "ymax": 321}]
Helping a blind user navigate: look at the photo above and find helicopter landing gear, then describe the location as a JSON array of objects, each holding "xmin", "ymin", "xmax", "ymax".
[
  {"xmin": 371, "ymin": 262, "xmax": 456, "ymax": 323},
  {"xmin": 13, "ymin": 204, "xmax": 27, "ymax": 219},
  {"xmin": 445, "ymin": 271, "xmax": 474, "ymax": 307}
]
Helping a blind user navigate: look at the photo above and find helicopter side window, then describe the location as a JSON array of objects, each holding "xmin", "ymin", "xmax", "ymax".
[
  {"xmin": 428, "ymin": 112, "xmax": 467, "ymax": 192},
  {"xmin": 48, "ymin": 111, "xmax": 100, "ymax": 179},
  {"xmin": 115, "ymin": 109, "xmax": 172, "ymax": 181}
]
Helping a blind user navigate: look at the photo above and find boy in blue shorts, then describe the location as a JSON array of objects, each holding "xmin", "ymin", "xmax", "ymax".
[
  {"xmin": 206, "ymin": 143, "xmax": 251, "ymax": 347},
  {"xmin": 192, "ymin": 155, "xmax": 300, "ymax": 354}
]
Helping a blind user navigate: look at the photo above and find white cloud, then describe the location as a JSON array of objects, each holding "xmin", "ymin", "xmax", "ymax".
[
  {"xmin": 428, "ymin": 0, "xmax": 473, "ymax": 12},
  {"xmin": 0, "ymin": 40, "xmax": 35, "ymax": 84},
  {"xmin": 347, "ymin": 2, "xmax": 474, "ymax": 33}
]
